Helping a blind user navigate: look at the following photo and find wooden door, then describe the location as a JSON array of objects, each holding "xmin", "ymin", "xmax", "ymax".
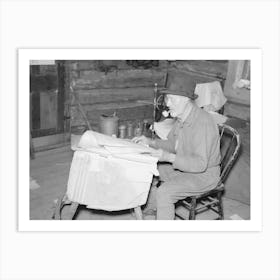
[{"xmin": 30, "ymin": 61, "xmax": 67, "ymax": 149}]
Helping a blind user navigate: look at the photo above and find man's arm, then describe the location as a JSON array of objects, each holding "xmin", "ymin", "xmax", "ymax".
[
  {"xmin": 172, "ymin": 121, "xmax": 213, "ymax": 173},
  {"xmin": 150, "ymin": 138, "xmax": 175, "ymax": 153},
  {"xmin": 150, "ymin": 124, "xmax": 176, "ymax": 153}
]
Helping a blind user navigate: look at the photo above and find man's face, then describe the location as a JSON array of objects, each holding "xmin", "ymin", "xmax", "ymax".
[{"xmin": 165, "ymin": 94, "xmax": 190, "ymax": 118}]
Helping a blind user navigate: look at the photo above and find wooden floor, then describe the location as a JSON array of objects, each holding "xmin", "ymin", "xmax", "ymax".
[
  {"xmin": 30, "ymin": 146, "xmax": 250, "ymax": 220},
  {"xmin": 30, "ymin": 146, "xmax": 73, "ymax": 219}
]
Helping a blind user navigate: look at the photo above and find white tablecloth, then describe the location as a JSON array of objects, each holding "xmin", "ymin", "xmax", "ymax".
[{"xmin": 66, "ymin": 131, "xmax": 159, "ymax": 211}]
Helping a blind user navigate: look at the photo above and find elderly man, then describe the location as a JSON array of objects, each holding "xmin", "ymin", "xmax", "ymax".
[{"xmin": 133, "ymin": 89, "xmax": 221, "ymax": 220}]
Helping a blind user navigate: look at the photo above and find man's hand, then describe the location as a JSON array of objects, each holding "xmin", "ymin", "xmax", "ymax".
[{"xmin": 132, "ymin": 135, "xmax": 152, "ymax": 146}]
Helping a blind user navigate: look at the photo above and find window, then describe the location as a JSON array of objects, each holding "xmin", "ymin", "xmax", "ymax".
[{"xmin": 233, "ymin": 60, "xmax": 250, "ymax": 90}]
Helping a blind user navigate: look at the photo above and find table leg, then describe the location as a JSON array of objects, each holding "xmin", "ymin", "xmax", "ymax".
[
  {"xmin": 52, "ymin": 193, "xmax": 79, "ymax": 220},
  {"xmin": 134, "ymin": 206, "xmax": 143, "ymax": 220}
]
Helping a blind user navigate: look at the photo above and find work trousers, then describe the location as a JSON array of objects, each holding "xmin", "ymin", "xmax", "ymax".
[{"xmin": 145, "ymin": 163, "xmax": 219, "ymax": 220}]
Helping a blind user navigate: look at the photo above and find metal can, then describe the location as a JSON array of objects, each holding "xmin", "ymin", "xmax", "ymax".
[
  {"xmin": 134, "ymin": 127, "xmax": 142, "ymax": 137},
  {"xmin": 134, "ymin": 122, "xmax": 143, "ymax": 137},
  {"xmin": 127, "ymin": 122, "xmax": 134, "ymax": 139},
  {"xmin": 142, "ymin": 119, "xmax": 150, "ymax": 136},
  {"xmin": 118, "ymin": 124, "xmax": 126, "ymax": 139}
]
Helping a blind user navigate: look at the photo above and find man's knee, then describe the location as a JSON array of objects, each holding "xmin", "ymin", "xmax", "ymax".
[{"xmin": 158, "ymin": 163, "xmax": 174, "ymax": 182}]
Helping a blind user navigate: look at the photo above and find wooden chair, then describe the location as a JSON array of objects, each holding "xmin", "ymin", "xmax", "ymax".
[{"xmin": 176, "ymin": 124, "xmax": 241, "ymax": 220}]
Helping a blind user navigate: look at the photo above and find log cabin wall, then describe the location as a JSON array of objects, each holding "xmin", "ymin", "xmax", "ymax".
[
  {"xmin": 65, "ymin": 60, "xmax": 228, "ymax": 134},
  {"xmin": 66, "ymin": 60, "xmax": 167, "ymax": 133}
]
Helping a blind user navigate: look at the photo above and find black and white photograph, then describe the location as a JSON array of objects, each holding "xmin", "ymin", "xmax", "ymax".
[
  {"xmin": 28, "ymin": 59, "xmax": 250, "ymax": 222},
  {"xmin": 18, "ymin": 48, "xmax": 261, "ymax": 231}
]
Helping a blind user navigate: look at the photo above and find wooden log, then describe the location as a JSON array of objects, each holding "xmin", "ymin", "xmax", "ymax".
[
  {"xmin": 72, "ymin": 87, "xmax": 154, "ymax": 105},
  {"xmin": 72, "ymin": 60, "xmax": 168, "ymax": 71},
  {"xmin": 170, "ymin": 60, "xmax": 228, "ymax": 79},
  {"xmin": 73, "ymin": 69, "xmax": 166, "ymax": 89},
  {"xmin": 70, "ymin": 101, "xmax": 153, "ymax": 131},
  {"xmin": 166, "ymin": 70, "xmax": 225, "ymax": 94},
  {"xmin": 77, "ymin": 60, "xmax": 128, "ymax": 71},
  {"xmin": 86, "ymin": 101, "xmax": 153, "ymax": 122},
  {"xmin": 77, "ymin": 61, "xmax": 96, "ymax": 70}
]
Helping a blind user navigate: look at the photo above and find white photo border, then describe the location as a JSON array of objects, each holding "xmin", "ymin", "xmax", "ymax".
[{"xmin": 19, "ymin": 48, "xmax": 262, "ymax": 232}]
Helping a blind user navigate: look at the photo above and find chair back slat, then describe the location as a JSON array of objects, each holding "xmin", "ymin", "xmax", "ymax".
[
  {"xmin": 220, "ymin": 135, "xmax": 234, "ymax": 169},
  {"xmin": 220, "ymin": 126, "xmax": 225, "ymax": 139},
  {"xmin": 218, "ymin": 124, "xmax": 241, "ymax": 185}
]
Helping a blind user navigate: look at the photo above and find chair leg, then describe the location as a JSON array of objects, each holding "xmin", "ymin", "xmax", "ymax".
[
  {"xmin": 52, "ymin": 196, "xmax": 64, "ymax": 220},
  {"xmin": 217, "ymin": 192, "xmax": 224, "ymax": 220},
  {"xmin": 189, "ymin": 198, "xmax": 197, "ymax": 220},
  {"xmin": 65, "ymin": 202, "xmax": 79, "ymax": 220},
  {"xmin": 52, "ymin": 193, "xmax": 79, "ymax": 220}
]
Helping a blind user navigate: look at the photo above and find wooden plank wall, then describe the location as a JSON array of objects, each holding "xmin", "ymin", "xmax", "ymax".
[
  {"xmin": 30, "ymin": 65, "xmax": 59, "ymax": 135},
  {"xmin": 39, "ymin": 90, "xmax": 58, "ymax": 129},
  {"xmin": 66, "ymin": 60, "xmax": 228, "ymax": 133}
]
